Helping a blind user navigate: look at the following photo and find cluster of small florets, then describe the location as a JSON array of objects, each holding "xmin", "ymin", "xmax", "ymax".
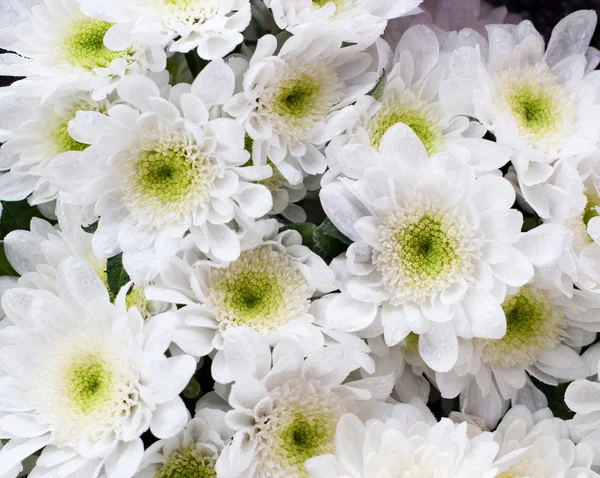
[{"xmin": 2, "ymin": 0, "xmax": 600, "ymax": 477}]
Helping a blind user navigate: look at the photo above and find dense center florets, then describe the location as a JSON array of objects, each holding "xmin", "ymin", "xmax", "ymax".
[
  {"xmin": 64, "ymin": 353, "xmax": 114, "ymax": 414},
  {"xmin": 163, "ymin": 0, "xmax": 220, "ymax": 26},
  {"xmin": 258, "ymin": 64, "xmax": 342, "ymax": 142},
  {"xmin": 367, "ymin": 100, "xmax": 443, "ymax": 154},
  {"xmin": 156, "ymin": 447, "xmax": 216, "ymax": 478},
  {"xmin": 207, "ymin": 246, "xmax": 314, "ymax": 334},
  {"xmin": 62, "ymin": 17, "xmax": 130, "ymax": 70},
  {"xmin": 495, "ymin": 67, "xmax": 575, "ymax": 150},
  {"xmin": 377, "ymin": 206, "xmax": 477, "ymax": 304},
  {"xmin": 480, "ymin": 287, "xmax": 564, "ymax": 367},
  {"xmin": 252, "ymin": 379, "xmax": 349, "ymax": 478},
  {"xmin": 123, "ymin": 129, "xmax": 218, "ymax": 228}
]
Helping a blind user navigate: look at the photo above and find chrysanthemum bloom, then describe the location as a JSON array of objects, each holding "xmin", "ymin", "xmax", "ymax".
[
  {"xmin": 79, "ymin": 0, "xmax": 251, "ymax": 60},
  {"xmin": 50, "ymin": 62, "xmax": 273, "ymax": 282},
  {"xmin": 0, "ymin": 89, "xmax": 115, "ymax": 206},
  {"xmin": 0, "ymin": 0, "xmax": 166, "ymax": 100},
  {"xmin": 320, "ymin": 123, "xmax": 565, "ymax": 372},
  {"xmin": 305, "ymin": 404, "xmax": 499, "ymax": 478},
  {"xmin": 146, "ymin": 222, "xmax": 338, "ymax": 358},
  {"xmin": 441, "ymin": 11, "xmax": 600, "ymax": 219},
  {"xmin": 224, "ymin": 30, "xmax": 379, "ymax": 185},
  {"xmin": 263, "ymin": 0, "xmax": 422, "ymax": 46},
  {"xmin": 0, "ymin": 258, "xmax": 196, "ymax": 478},
  {"xmin": 323, "ymin": 24, "xmax": 512, "ymax": 184},
  {"xmin": 492, "ymin": 406, "xmax": 599, "ymax": 477},
  {"xmin": 437, "ymin": 275, "xmax": 595, "ymax": 427},
  {"xmin": 133, "ymin": 408, "xmax": 233, "ymax": 478},
  {"xmin": 213, "ymin": 327, "xmax": 392, "ymax": 478},
  {"xmin": 3, "ymin": 204, "xmax": 167, "ymax": 318}
]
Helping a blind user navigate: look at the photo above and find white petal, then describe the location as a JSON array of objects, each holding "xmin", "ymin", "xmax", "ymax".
[
  {"xmin": 150, "ymin": 398, "xmax": 190, "ymax": 439},
  {"xmin": 105, "ymin": 439, "xmax": 144, "ymax": 478},
  {"xmin": 418, "ymin": 323, "xmax": 459, "ymax": 372}
]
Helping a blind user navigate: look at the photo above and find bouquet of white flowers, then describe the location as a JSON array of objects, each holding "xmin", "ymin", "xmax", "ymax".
[{"xmin": 0, "ymin": 0, "xmax": 600, "ymax": 476}]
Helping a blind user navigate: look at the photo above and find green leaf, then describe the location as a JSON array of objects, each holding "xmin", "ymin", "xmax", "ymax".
[
  {"xmin": 0, "ymin": 200, "xmax": 50, "ymax": 240},
  {"xmin": 283, "ymin": 222, "xmax": 317, "ymax": 250},
  {"xmin": 82, "ymin": 221, "xmax": 99, "ymax": 234},
  {"xmin": 522, "ymin": 216, "xmax": 542, "ymax": 232},
  {"xmin": 182, "ymin": 377, "xmax": 201, "ymax": 400},
  {"xmin": 106, "ymin": 253, "xmax": 130, "ymax": 299},
  {"xmin": 369, "ymin": 71, "xmax": 387, "ymax": 100},
  {"xmin": 0, "ymin": 241, "xmax": 18, "ymax": 277},
  {"xmin": 530, "ymin": 377, "xmax": 574, "ymax": 420},
  {"xmin": 315, "ymin": 218, "xmax": 352, "ymax": 245},
  {"xmin": 283, "ymin": 220, "xmax": 351, "ymax": 263}
]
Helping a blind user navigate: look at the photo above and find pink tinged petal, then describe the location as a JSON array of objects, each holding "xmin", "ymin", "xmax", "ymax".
[
  {"xmin": 104, "ymin": 439, "xmax": 144, "ymax": 478},
  {"xmin": 325, "ymin": 293, "xmax": 378, "ymax": 332},
  {"xmin": 150, "ymin": 398, "xmax": 190, "ymax": 439},
  {"xmin": 490, "ymin": 248, "xmax": 534, "ymax": 287},
  {"xmin": 0, "ymin": 435, "xmax": 51, "ymax": 471},
  {"xmin": 228, "ymin": 379, "xmax": 269, "ymax": 410},
  {"xmin": 381, "ymin": 303, "xmax": 410, "ymax": 346},
  {"xmin": 116, "ymin": 75, "xmax": 160, "ymax": 112},
  {"xmin": 151, "ymin": 355, "xmax": 196, "ymax": 403},
  {"xmin": 191, "ymin": 58, "xmax": 235, "ymax": 107},
  {"xmin": 418, "ymin": 323, "xmax": 459, "ymax": 372},
  {"xmin": 463, "ymin": 288, "xmax": 506, "ymax": 339},
  {"xmin": 56, "ymin": 257, "xmax": 109, "ymax": 311},
  {"xmin": 545, "ymin": 10, "xmax": 597, "ymax": 67}
]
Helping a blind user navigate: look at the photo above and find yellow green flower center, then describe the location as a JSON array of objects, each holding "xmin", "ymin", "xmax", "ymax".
[
  {"xmin": 280, "ymin": 414, "xmax": 334, "ymax": 469},
  {"xmin": 208, "ymin": 246, "xmax": 314, "ymax": 334},
  {"xmin": 480, "ymin": 287, "xmax": 564, "ymax": 367},
  {"xmin": 62, "ymin": 17, "xmax": 130, "ymax": 70},
  {"xmin": 156, "ymin": 448, "xmax": 216, "ymax": 478},
  {"xmin": 378, "ymin": 210, "xmax": 476, "ymax": 304},
  {"xmin": 274, "ymin": 75, "xmax": 323, "ymax": 120},
  {"xmin": 63, "ymin": 353, "xmax": 114, "ymax": 415},
  {"xmin": 50, "ymin": 116, "xmax": 89, "ymax": 153},
  {"xmin": 367, "ymin": 100, "xmax": 443, "ymax": 154}
]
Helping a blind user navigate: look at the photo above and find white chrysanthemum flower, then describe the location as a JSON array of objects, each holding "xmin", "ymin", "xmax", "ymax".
[
  {"xmin": 3, "ymin": 203, "xmax": 168, "ymax": 319},
  {"xmin": 442, "ymin": 11, "xmax": 600, "ymax": 219},
  {"xmin": 0, "ymin": 89, "xmax": 115, "ymax": 206},
  {"xmin": 0, "ymin": 257, "xmax": 196, "ymax": 478},
  {"xmin": 306, "ymin": 404, "xmax": 499, "ymax": 478},
  {"xmin": 320, "ymin": 123, "xmax": 566, "ymax": 373},
  {"xmin": 50, "ymin": 63, "xmax": 273, "ymax": 282},
  {"xmin": 324, "ymin": 24, "xmax": 512, "ymax": 183},
  {"xmin": 79, "ymin": 0, "xmax": 250, "ymax": 60},
  {"xmin": 224, "ymin": 30, "xmax": 379, "ymax": 185},
  {"xmin": 146, "ymin": 222, "xmax": 338, "ymax": 358},
  {"xmin": 133, "ymin": 408, "xmax": 233, "ymax": 478},
  {"xmin": 493, "ymin": 406, "xmax": 599, "ymax": 477},
  {"xmin": 263, "ymin": 0, "xmax": 422, "ymax": 46},
  {"xmin": 0, "ymin": 442, "xmax": 21, "ymax": 478},
  {"xmin": 213, "ymin": 327, "xmax": 393, "ymax": 478},
  {"xmin": 383, "ymin": 0, "xmax": 522, "ymax": 49},
  {"xmin": 0, "ymin": 0, "xmax": 166, "ymax": 101}
]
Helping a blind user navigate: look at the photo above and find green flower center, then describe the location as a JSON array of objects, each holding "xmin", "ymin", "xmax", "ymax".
[
  {"xmin": 62, "ymin": 17, "xmax": 130, "ymax": 70},
  {"xmin": 480, "ymin": 287, "xmax": 564, "ymax": 367},
  {"xmin": 274, "ymin": 75, "xmax": 322, "ymax": 120},
  {"xmin": 127, "ymin": 132, "xmax": 217, "ymax": 226},
  {"xmin": 280, "ymin": 414, "xmax": 334, "ymax": 468},
  {"xmin": 496, "ymin": 67, "xmax": 574, "ymax": 148},
  {"xmin": 367, "ymin": 101, "xmax": 443, "ymax": 154},
  {"xmin": 63, "ymin": 354, "xmax": 114, "ymax": 414},
  {"xmin": 208, "ymin": 246, "xmax": 313, "ymax": 334},
  {"xmin": 583, "ymin": 193, "xmax": 600, "ymax": 228},
  {"xmin": 496, "ymin": 473, "xmax": 521, "ymax": 478},
  {"xmin": 156, "ymin": 448, "xmax": 216, "ymax": 478},
  {"xmin": 50, "ymin": 117, "xmax": 89, "ymax": 153},
  {"xmin": 378, "ymin": 211, "xmax": 475, "ymax": 304},
  {"xmin": 243, "ymin": 135, "xmax": 287, "ymax": 191}
]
